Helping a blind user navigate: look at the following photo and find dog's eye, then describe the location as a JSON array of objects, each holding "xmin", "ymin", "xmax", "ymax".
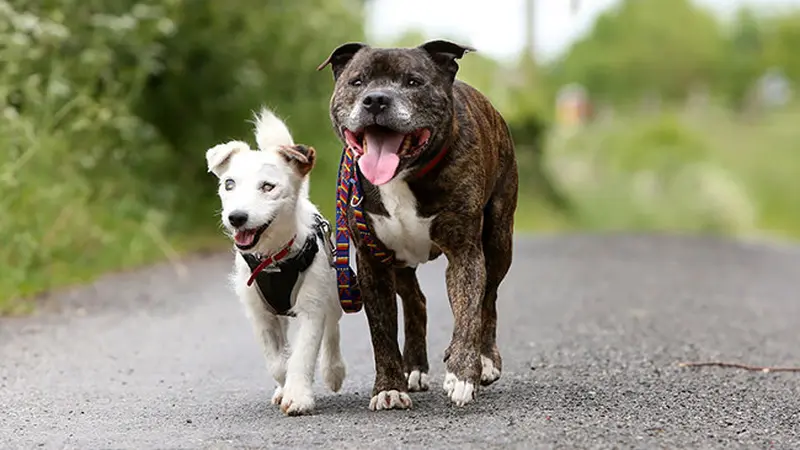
[
  {"xmin": 349, "ymin": 78, "xmax": 362, "ymax": 87},
  {"xmin": 224, "ymin": 179, "xmax": 235, "ymax": 191},
  {"xmin": 407, "ymin": 77, "xmax": 423, "ymax": 87},
  {"xmin": 260, "ymin": 182, "xmax": 275, "ymax": 192}
]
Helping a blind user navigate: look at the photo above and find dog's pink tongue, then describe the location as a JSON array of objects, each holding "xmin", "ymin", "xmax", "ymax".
[
  {"xmin": 235, "ymin": 229, "xmax": 255, "ymax": 246},
  {"xmin": 358, "ymin": 129, "xmax": 404, "ymax": 185}
]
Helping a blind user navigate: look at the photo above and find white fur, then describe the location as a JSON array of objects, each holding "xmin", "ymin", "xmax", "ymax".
[
  {"xmin": 406, "ymin": 370, "xmax": 430, "ymax": 392},
  {"xmin": 368, "ymin": 174, "xmax": 435, "ymax": 267},
  {"xmin": 206, "ymin": 107, "xmax": 345, "ymax": 416},
  {"xmin": 253, "ymin": 107, "xmax": 310, "ymax": 200},
  {"xmin": 443, "ymin": 372, "xmax": 475, "ymax": 407},
  {"xmin": 480, "ymin": 355, "xmax": 501, "ymax": 385},
  {"xmin": 369, "ymin": 390, "xmax": 412, "ymax": 411}
]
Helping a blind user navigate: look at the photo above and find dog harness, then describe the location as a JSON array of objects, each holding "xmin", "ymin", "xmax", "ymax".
[
  {"xmin": 242, "ymin": 214, "xmax": 332, "ymax": 317},
  {"xmin": 334, "ymin": 144, "xmax": 449, "ymax": 314}
]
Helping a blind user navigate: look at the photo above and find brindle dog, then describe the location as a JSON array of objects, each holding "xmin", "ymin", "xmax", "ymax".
[{"xmin": 318, "ymin": 40, "xmax": 518, "ymax": 409}]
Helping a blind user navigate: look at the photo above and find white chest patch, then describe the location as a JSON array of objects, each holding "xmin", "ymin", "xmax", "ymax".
[{"xmin": 368, "ymin": 178, "xmax": 435, "ymax": 267}]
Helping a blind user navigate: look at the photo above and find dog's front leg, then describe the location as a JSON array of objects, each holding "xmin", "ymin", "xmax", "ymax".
[
  {"xmin": 433, "ymin": 212, "xmax": 486, "ymax": 407},
  {"xmin": 238, "ymin": 284, "xmax": 288, "ymax": 404},
  {"xmin": 357, "ymin": 248, "xmax": 412, "ymax": 411},
  {"xmin": 280, "ymin": 311, "xmax": 325, "ymax": 416}
]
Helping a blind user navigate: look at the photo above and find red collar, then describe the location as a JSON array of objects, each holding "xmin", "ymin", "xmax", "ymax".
[
  {"xmin": 415, "ymin": 145, "xmax": 449, "ymax": 178},
  {"xmin": 245, "ymin": 237, "xmax": 296, "ymax": 286}
]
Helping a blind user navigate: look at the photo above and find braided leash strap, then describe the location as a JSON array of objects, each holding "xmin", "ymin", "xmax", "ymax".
[{"xmin": 334, "ymin": 146, "xmax": 395, "ymax": 313}]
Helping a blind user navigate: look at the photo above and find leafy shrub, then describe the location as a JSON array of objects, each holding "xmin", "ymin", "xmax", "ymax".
[
  {"xmin": 548, "ymin": 114, "xmax": 756, "ymax": 234},
  {"xmin": 0, "ymin": 0, "xmax": 364, "ymax": 313}
]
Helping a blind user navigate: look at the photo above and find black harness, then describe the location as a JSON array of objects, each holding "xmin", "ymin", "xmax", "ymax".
[{"xmin": 241, "ymin": 214, "xmax": 332, "ymax": 317}]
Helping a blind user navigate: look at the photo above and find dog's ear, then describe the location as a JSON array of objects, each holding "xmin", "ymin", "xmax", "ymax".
[
  {"xmin": 206, "ymin": 140, "xmax": 249, "ymax": 178},
  {"xmin": 317, "ymin": 42, "xmax": 369, "ymax": 80},
  {"xmin": 419, "ymin": 40, "xmax": 475, "ymax": 81},
  {"xmin": 277, "ymin": 144, "xmax": 316, "ymax": 177}
]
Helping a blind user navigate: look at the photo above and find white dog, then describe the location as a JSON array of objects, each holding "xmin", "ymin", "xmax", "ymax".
[{"xmin": 205, "ymin": 107, "xmax": 346, "ymax": 416}]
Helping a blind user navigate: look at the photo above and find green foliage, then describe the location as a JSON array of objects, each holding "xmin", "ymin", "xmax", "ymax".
[
  {"xmin": 0, "ymin": 0, "xmax": 179, "ymax": 314},
  {"xmin": 720, "ymin": 8, "xmax": 765, "ymax": 108},
  {"xmin": 551, "ymin": 0, "xmax": 724, "ymax": 104},
  {"xmin": 0, "ymin": 0, "xmax": 364, "ymax": 314},
  {"xmin": 760, "ymin": 11, "xmax": 800, "ymax": 84},
  {"xmin": 550, "ymin": 0, "xmax": 800, "ymax": 110},
  {"xmin": 545, "ymin": 107, "xmax": 800, "ymax": 238},
  {"xmin": 136, "ymin": 0, "xmax": 365, "ymax": 223}
]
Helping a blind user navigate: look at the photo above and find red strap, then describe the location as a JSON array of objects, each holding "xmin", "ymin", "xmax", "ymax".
[
  {"xmin": 415, "ymin": 145, "xmax": 449, "ymax": 178},
  {"xmin": 246, "ymin": 237, "xmax": 296, "ymax": 286}
]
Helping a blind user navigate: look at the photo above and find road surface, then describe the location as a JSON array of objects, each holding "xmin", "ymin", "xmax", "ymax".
[{"xmin": 2, "ymin": 234, "xmax": 799, "ymax": 449}]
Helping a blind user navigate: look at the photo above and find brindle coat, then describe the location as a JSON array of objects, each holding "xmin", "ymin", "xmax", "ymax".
[{"xmin": 318, "ymin": 40, "xmax": 518, "ymax": 408}]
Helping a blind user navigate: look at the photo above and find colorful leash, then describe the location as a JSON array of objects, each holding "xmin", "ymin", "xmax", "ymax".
[{"xmin": 334, "ymin": 146, "xmax": 395, "ymax": 313}]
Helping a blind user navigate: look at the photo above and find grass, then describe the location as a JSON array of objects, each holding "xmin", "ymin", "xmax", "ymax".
[
  {"xmin": 3, "ymin": 104, "xmax": 800, "ymax": 316},
  {"xmin": 539, "ymin": 104, "xmax": 800, "ymax": 242}
]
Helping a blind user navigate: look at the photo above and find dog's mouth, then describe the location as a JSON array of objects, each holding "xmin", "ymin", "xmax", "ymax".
[
  {"xmin": 233, "ymin": 221, "xmax": 271, "ymax": 251},
  {"xmin": 344, "ymin": 125, "xmax": 431, "ymax": 186}
]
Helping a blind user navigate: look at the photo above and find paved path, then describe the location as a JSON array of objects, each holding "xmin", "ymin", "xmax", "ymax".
[{"xmin": 2, "ymin": 235, "xmax": 799, "ymax": 449}]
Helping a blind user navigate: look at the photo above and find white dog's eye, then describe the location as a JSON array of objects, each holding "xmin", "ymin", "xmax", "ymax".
[
  {"xmin": 224, "ymin": 179, "xmax": 235, "ymax": 191},
  {"xmin": 260, "ymin": 182, "xmax": 275, "ymax": 192}
]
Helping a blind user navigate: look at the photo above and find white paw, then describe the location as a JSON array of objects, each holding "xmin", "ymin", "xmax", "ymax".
[
  {"xmin": 406, "ymin": 370, "xmax": 430, "ymax": 392},
  {"xmin": 443, "ymin": 372, "xmax": 457, "ymax": 394},
  {"xmin": 322, "ymin": 358, "xmax": 346, "ymax": 393},
  {"xmin": 368, "ymin": 390, "xmax": 412, "ymax": 411},
  {"xmin": 271, "ymin": 386, "xmax": 283, "ymax": 405},
  {"xmin": 480, "ymin": 355, "xmax": 501, "ymax": 385},
  {"xmin": 443, "ymin": 372, "xmax": 475, "ymax": 407},
  {"xmin": 279, "ymin": 384, "xmax": 315, "ymax": 416}
]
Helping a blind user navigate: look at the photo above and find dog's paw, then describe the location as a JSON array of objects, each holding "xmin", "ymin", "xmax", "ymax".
[
  {"xmin": 280, "ymin": 384, "xmax": 315, "ymax": 416},
  {"xmin": 271, "ymin": 386, "xmax": 284, "ymax": 405},
  {"xmin": 368, "ymin": 390, "xmax": 412, "ymax": 411},
  {"xmin": 443, "ymin": 372, "xmax": 476, "ymax": 407},
  {"xmin": 322, "ymin": 359, "xmax": 346, "ymax": 393},
  {"xmin": 405, "ymin": 370, "xmax": 430, "ymax": 392},
  {"xmin": 480, "ymin": 355, "xmax": 501, "ymax": 386}
]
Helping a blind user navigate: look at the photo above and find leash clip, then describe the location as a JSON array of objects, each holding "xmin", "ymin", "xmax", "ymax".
[{"xmin": 318, "ymin": 218, "xmax": 337, "ymax": 268}]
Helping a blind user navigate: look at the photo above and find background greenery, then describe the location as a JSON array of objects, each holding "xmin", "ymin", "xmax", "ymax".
[{"xmin": 2, "ymin": 0, "xmax": 799, "ymax": 314}]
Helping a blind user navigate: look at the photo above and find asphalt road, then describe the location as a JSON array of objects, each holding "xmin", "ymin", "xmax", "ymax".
[{"xmin": 2, "ymin": 234, "xmax": 799, "ymax": 449}]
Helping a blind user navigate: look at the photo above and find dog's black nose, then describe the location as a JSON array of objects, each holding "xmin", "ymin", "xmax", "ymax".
[
  {"xmin": 228, "ymin": 211, "xmax": 249, "ymax": 228},
  {"xmin": 362, "ymin": 92, "xmax": 392, "ymax": 115}
]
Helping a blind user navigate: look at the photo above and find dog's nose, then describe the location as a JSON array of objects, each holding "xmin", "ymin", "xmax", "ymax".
[
  {"xmin": 362, "ymin": 92, "xmax": 392, "ymax": 115},
  {"xmin": 228, "ymin": 211, "xmax": 249, "ymax": 228}
]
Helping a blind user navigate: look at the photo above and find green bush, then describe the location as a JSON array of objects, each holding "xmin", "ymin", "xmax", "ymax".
[
  {"xmin": 0, "ymin": 0, "xmax": 364, "ymax": 314},
  {"xmin": 136, "ymin": 0, "xmax": 366, "ymax": 223},
  {"xmin": 548, "ymin": 114, "xmax": 757, "ymax": 234}
]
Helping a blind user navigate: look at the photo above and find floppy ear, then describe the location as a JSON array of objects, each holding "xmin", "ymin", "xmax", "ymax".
[
  {"xmin": 418, "ymin": 40, "xmax": 475, "ymax": 81},
  {"xmin": 317, "ymin": 42, "xmax": 369, "ymax": 80},
  {"xmin": 277, "ymin": 144, "xmax": 316, "ymax": 177},
  {"xmin": 206, "ymin": 140, "xmax": 250, "ymax": 178}
]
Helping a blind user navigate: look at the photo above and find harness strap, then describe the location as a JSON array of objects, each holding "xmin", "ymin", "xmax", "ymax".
[
  {"xmin": 242, "ymin": 216, "xmax": 329, "ymax": 317},
  {"xmin": 246, "ymin": 238, "xmax": 296, "ymax": 287}
]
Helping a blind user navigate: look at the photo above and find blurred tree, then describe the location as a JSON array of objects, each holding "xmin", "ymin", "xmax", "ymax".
[
  {"xmin": 718, "ymin": 7, "xmax": 766, "ymax": 110},
  {"xmin": 761, "ymin": 11, "xmax": 800, "ymax": 83},
  {"xmin": 550, "ymin": 0, "xmax": 724, "ymax": 106}
]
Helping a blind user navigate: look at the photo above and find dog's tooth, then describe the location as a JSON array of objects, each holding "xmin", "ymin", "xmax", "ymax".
[
  {"xmin": 362, "ymin": 137, "xmax": 368, "ymax": 154},
  {"xmin": 402, "ymin": 136, "xmax": 411, "ymax": 152}
]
